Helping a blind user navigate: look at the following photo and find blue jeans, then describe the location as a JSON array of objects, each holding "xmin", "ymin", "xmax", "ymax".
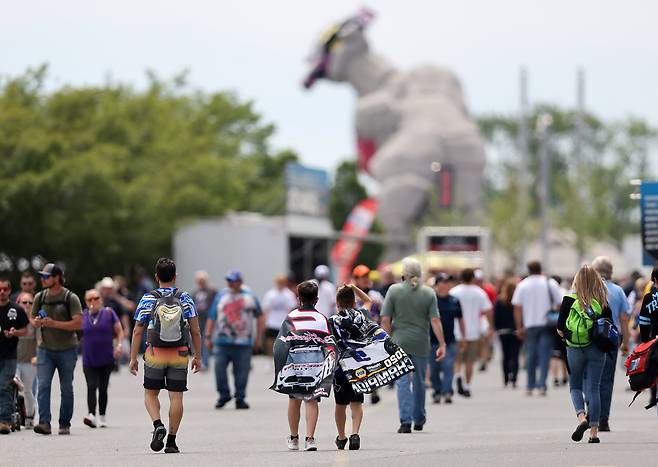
[
  {"xmin": 567, "ymin": 345, "xmax": 606, "ymax": 427},
  {"xmin": 37, "ymin": 347, "xmax": 77, "ymax": 427},
  {"xmin": 199, "ymin": 315, "xmax": 210, "ymax": 369},
  {"xmin": 214, "ymin": 344, "xmax": 252, "ymax": 401},
  {"xmin": 0, "ymin": 358, "xmax": 17, "ymax": 423},
  {"xmin": 395, "ymin": 355, "xmax": 428, "ymax": 425},
  {"xmin": 599, "ymin": 350, "xmax": 617, "ymax": 423},
  {"xmin": 524, "ymin": 326, "xmax": 552, "ymax": 391},
  {"xmin": 428, "ymin": 342, "xmax": 457, "ymax": 395}
]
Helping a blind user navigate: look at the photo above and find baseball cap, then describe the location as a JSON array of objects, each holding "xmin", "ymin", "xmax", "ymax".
[
  {"xmin": 352, "ymin": 265, "xmax": 371, "ymax": 278},
  {"xmin": 225, "ymin": 270, "xmax": 243, "ymax": 282},
  {"xmin": 39, "ymin": 263, "xmax": 63, "ymax": 278},
  {"xmin": 474, "ymin": 269, "xmax": 485, "ymax": 281},
  {"xmin": 99, "ymin": 277, "xmax": 115, "ymax": 289},
  {"xmin": 434, "ymin": 272, "xmax": 454, "ymax": 283},
  {"xmin": 314, "ymin": 265, "xmax": 330, "ymax": 280}
]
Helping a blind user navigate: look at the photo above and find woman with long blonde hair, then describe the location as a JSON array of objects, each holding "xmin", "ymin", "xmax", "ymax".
[{"xmin": 557, "ymin": 265, "xmax": 612, "ymax": 444}]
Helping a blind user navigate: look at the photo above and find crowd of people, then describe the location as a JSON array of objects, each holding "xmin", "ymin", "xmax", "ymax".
[{"xmin": 1, "ymin": 254, "xmax": 658, "ymax": 452}]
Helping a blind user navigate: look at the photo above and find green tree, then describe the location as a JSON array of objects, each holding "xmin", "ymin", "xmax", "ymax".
[{"xmin": 0, "ymin": 66, "xmax": 297, "ymax": 291}]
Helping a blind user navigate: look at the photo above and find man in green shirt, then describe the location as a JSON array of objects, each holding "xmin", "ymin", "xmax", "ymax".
[
  {"xmin": 30, "ymin": 263, "xmax": 82, "ymax": 435},
  {"xmin": 381, "ymin": 257, "xmax": 446, "ymax": 434}
]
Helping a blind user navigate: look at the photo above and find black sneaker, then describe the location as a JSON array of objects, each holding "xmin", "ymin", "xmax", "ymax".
[
  {"xmin": 236, "ymin": 399, "xmax": 250, "ymax": 410},
  {"xmin": 348, "ymin": 434, "xmax": 360, "ymax": 450},
  {"xmin": 413, "ymin": 424, "xmax": 424, "ymax": 431},
  {"xmin": 588, "ymin": 437, "xmax": 600, "ymax": 444},
  {"xmin": 444, "ymin": 394, "xmax": 453, "ymax": 404},
  {"xmin": 432, "ymin": 393, "xmax": 441, "ymax": 404},
  {"xmin": 599, "ymin": 420, "xmax": 611, "ymax": 432},
  {"xmin": 462, "ymin": 389, "xmax": 472, "ymax": 398},
  {"xmin": 571, "ymin": 421, "xmax": 589, "ymax": 442},
  {"xmin": 371, "ymin": 392, "xmax": 381, "ymax": 404},
  {"xmin": 335, "ymin": 436, "xmax": 348, "ymax": 450},
  {"xmin": 456, "ymin": 377, "xmax": 465, "ymax": 396},
  {"xmin": 164, "ymin": 444, "xmax": 180, "ymax": 453},
  {"xmin": 150, "ymin": 425, "xmax": 167, "ymax": 452},
  {"xmin": 215, "ymin": 397, "xmax": 232, "ymax": 409},
  {"xmin": 397, "ymin": 423, "xmax": 412, "ymax": 434}
]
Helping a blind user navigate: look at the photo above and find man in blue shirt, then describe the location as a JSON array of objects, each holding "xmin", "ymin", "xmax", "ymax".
[
  {"xmin": 204, "ymin": 270, "xmax": 264, "ymax": 410},
  {"xmin": 592, "ymin": 256, "xmax": 630, "ymax": 432},
  {"xmin": 129, "ymin": 258, "xmax": 202, "ymax": 454}
]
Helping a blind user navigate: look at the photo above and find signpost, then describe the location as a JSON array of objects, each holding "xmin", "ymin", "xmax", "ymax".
[{"xmin": 641, "ymin": 181, "xmax": 658, "ymax": 266}]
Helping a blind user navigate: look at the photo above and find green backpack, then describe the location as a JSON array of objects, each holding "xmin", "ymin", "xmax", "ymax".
[{"xmin": 564, "ymin": 294, "xmax": 603, "ymax": 348}]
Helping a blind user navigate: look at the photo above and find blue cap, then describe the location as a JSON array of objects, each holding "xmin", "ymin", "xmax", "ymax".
[{"xmin": 225, "ymin": 270, "xmax": 242, "ymax": 282}]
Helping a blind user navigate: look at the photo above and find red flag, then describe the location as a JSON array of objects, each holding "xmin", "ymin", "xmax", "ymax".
[{"xmin": 331, "ymin": 198, "xmax": 379, "ymax": 284}]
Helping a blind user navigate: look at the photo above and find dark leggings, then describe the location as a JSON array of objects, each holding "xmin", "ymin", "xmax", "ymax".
[
  {"xmin": 499, "ymin": 334, "xmax": 521, "ymax": 384},
  {"xmin": 83, "ymin": 365, "xmax": 114, "ymax": 415}
]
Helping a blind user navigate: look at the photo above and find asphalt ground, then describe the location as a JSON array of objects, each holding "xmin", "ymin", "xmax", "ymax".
[{"xmin": 4, "ymin": 351, "xmax": 658, "ymax": 467}]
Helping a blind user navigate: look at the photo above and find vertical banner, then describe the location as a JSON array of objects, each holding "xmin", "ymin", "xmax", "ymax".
[
  {"xmin": 641, "ymin": 181, "xmax": 658, "ymax": 266},
  {"xmin": 331, "ymin": 198, "xmax": 379, "ymax": 284}
]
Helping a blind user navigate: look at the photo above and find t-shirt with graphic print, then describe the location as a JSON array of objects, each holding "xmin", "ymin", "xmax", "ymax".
[
  {"xmin": 0, "ymin": 302, "xmax": 29, "ymax": 359},
  {"xmin": 133, "ymin": 287, "xmax": 197, "ymax": 327},
  {"xmin": 209, "ymin": 287, "xmax": 262, "ymax": 346}
]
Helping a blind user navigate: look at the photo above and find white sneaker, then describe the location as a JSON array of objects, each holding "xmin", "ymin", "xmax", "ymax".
[
  {"xmin": 99, "ymin": 415, "xmax": 107, "ymax": 428},
  {"xmin": 304, "ymin": 437, "xmax": 317, "ymax": 451},
  {"xmin": 287, "ymin": 435, "xmax": 299, "ymax": 450},
  {"xmin": 83, "ymin": 414, "xmax": 97, "ymax": 428}
]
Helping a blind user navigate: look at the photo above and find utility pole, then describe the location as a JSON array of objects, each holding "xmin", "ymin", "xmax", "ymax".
[
  {"xmin": 517, "ymin": 67, "xmax": 529, "ymax": 274},
  {"xmin": 574, "ymin": 68, "xmax": 586, "ymax": 267},
  {"xmin": 537, "ymin": 113, "xmax": 553, "ymax": 273}
]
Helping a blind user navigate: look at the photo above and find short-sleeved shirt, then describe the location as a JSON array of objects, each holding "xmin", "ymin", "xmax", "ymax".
[
  {"xmin": 262, "ymin": 287, "xmax": 297, "ymax": 330},
  {"xmin": 605, "ymin": 280, "xmax": 631, "ymax": 330},
  {"xmin": 32, "ymin": 288, "xmax": 83, "ymax": 351},
  {"xmin": 381, "ymin": 282, "xmax": 440, "ymax": 357},
  {"xmin": 511, "ymin": 275, "xmax": 563, "ymax": 328},
  {"xmin": 450, "ymin": 284, "xmax": 492, "ymax": 341},
  {"xmin": 192, "ymin": 287, "xmax": 218, "ymax": 319},
  {"xmin": 433, "ymin": 295, "xmax": 462, "ymax": 345},
  {"xmin": 82, "ymin": 307, "xmax": 119, "ymax": 368},
  {"xmin": 329, "ymin": 307, "xmax": 376, "ymax": 352},
  {"xmin": 316, "ymin": 280, "xmax": 336, "ymax": 318},
  {"xmin": 209, "ymin": 287, "xmax": 262, "ymax": 346},
  {"xmin": 16, "ymin": 322, "xmax": 37, "ymax": 363},
  {"xmin": 133, "ymin": 287, "xmax": 197, "ymax": 325},
  {"xmin": 0, "ymin": 302, "xmax": 29, "ymax": 360}
]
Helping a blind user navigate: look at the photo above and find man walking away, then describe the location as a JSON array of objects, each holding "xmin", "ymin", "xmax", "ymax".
[
  {"xmin": 31, "ymin": 263, "xmax": 82, "ymax": 435},
  {"xmin": 592, "ymin": 256, "xmax": 630, "ymax": 431},
  {"xmin": 0, "ymin": 278, "xmax": 29, "ymax": 434},
  {"xmin": 512, "ymin": 261, "xmax": 564, "ymax": 396},
  {"xmin": 314, "ymin": 265, "xmax": 336, "ymax": 318},
  {"xmin": 262, "ymin": 275, "xmax": 297, "ymax": 358},
  {"xmin": 129, "ymin": 258, "xmax": 202, "ymax": 454},
  {"xmin": 191, "ymin": 270, "xmax": 217, "ymax": 371}
]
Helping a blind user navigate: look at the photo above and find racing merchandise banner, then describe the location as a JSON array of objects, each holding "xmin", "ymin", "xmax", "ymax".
[{"xmin": 270, "ymin": 309, "xmax": 337, "ymax": 400}]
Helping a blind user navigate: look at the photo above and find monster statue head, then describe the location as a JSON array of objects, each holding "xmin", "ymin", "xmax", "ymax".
[{"xmin": 303, "ymin": 8, "xmax": 375, "ymax": 88}]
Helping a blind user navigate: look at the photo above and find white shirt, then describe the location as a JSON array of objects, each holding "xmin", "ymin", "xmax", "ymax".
[
  {"xmin": 511, "ymin": 275, "xmax": 564, "ymax": 328},
  {"xmin": 316, "ymin": 280, "xmax": 336, "ymax": 318},
  {"xmin": 262, "ymin": 286, "xmax": 297, "ymax": 330},
  {"xmin": 450, "ymin": 284, "xmax": 492, "ymax": 341}
]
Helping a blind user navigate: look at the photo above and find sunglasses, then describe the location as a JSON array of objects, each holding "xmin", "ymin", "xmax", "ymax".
[
  {"xmin": 20, "ymin": 300, "xmax": 34, "ymax": 305},
  {"xmin": 39, "ymin": 274, "xmax": 52, "ymax": 280},
  {"xmin": 0, "ymin": 287, "xmax": 9, "ymax": 292}
]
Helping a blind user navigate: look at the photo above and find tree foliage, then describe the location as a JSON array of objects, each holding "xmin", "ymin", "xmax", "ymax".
[{"xmin": 0, "ymin": 66, "xmax": 297, "ymax": 291}]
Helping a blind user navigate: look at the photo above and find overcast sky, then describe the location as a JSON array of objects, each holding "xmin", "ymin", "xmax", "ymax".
[{"xmin": 3, "ymin": 0, "xmax": 657, "ymax": 172}]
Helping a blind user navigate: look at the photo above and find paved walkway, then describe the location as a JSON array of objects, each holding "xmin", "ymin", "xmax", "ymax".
[{"xmin": 5, "ymin": 354, "xmax": 658, "ymax": 466}]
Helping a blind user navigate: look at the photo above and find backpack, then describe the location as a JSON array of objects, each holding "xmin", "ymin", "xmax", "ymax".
[
  {"xmin": 146, "ymin": 289, "xmax": 189, "ymax": 348},
  {"xmin": 625, "ymin": 338, "xmax": 658, "ymax": 409},
  {"xmin": 564, "ymin": 295, "xmax": 602, "ymax": 348},
  {"xmin": 35, "ymin": 289, "xmax": 83, "ymax": 342}
]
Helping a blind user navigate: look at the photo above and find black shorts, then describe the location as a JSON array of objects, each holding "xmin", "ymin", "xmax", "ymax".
[
  {"xmin": 333, "ymin": 370, "xmax": 364, "ymax": 405},
  {"xmin": 143, "ymin": 346, "xmax": 189, "ymax": 392},
  {"xmin": 265, "ymin": 328, "xmax": 279, "ymax": 340}
]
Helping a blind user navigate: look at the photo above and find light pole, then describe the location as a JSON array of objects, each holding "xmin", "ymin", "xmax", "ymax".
[{"xmin": 537, "ymin": 113, "xmax": 553, "ymax": 273}]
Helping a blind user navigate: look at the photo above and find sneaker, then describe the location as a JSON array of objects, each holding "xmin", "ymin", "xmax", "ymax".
[
  {"xmin": 235, "ymin": 399, "xmax": 250, "ymax": 410},
  {"xmin": 164, "ymin": 444, "xmax": 180, "ymax": 453},
  {"xmin": 33, "ymin": 423, "xmax": 51, "ymax": 435},
  {"xmin": 348, "ymin": 434, "xmax": 360, "ymax": 450},
  {"xmin": 444, "ymin": 394, "xmax": 453, "ymax": 404},
  {"xmin": 335, "ymin": 436, "xmax": 348, "ymax": 450},
  {"xmin": 287, "ymin": 435, "xmax": 300, "ymax": 451},
  {"xmin": 25, "ymin": 417, "xmax": 34, "ymax": 429},
  {"xmin": 397, "ymin": 423, "xmax": 412, "ymax": 434},
  {"xmin": 413, "ymin": 424, "xmax": 424, "ymax": 431},
  {"xmin": 588, "ymin": 437, "xmax": 600, "ymax": 444},
  {"xmin": 432, "ymin": 393, "xmax": 441, "ymax": 404},
  {"xmin": 371, "ymin": 391, "xmax": 381, "ymax": 404},
  {"xmin": 462, "ymin": 389, "xmax": 472, "ymax": 398},
  {"xmin": 304, "ymin": 437, "xmax": 317, "ymax": 451},
  {"xmin": 215, "ymin": 397, "xmax": 232, "ymax": 409},
  {"xmin": 0, "ymin": 422, "xmax": 10, "ymax": 434},
  {"xmin": 571, "ymin": 421, "xmax": 589, "ymax": 442},
  {"xmin": 83, "ymin": 414, "xmax": 97, "ymax": 428},
  {"xmin": 599, "ymin": 420, "xmax": 610, "ymax": 432},
  {"xmin": 58, "ymin": 426, "xmax": 70, "ymax": 435},
  {"xmin": 456, "ymin": 377, "xmax": 465, "ymax": 396},
  {"xmin": 99, "ymin": 415, "xmax": 107, "ymax": 428},
  {"xmin": 150, "ymin": 425, "xmax": 167, "ymax": 452}
]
